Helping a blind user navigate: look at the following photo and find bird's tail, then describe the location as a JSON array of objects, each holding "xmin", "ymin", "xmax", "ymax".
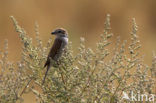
[{"xmin": 42, "ymin": 65, "xmax": 50, "ymax": 85}]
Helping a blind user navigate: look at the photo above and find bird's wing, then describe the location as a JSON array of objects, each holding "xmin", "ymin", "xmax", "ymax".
[{"xmin": 44, "ymin": 38, "xmax": 63, "ymax": 67}]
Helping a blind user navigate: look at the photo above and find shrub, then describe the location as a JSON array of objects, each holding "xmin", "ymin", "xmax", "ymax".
[{"xmin": 0, "ymin": 14, "xmax": 155, "ymax": 103}]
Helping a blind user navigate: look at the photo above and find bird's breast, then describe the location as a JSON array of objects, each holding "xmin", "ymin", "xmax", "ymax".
[{"xmin": 62, "ymin": 37, "xmax": 68, "ymax": 43}]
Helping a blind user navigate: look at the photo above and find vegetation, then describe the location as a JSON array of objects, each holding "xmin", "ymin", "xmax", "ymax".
[{"xmin": 0, "ymin": 14, "xmax": 155, "ymax": 103}]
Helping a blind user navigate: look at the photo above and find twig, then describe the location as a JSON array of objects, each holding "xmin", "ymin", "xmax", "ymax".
[{"xmin": 20, "ymin": 78, "xmax": 33, "ymax": 96}]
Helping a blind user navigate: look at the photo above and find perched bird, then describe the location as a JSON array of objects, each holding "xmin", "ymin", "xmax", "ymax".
[{"xmin": 42, "ymin": 28, "xmax": 68, "ymax": 84}]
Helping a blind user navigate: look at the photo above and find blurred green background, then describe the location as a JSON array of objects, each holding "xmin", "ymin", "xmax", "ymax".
[{"xmin": 0, "ymin": 0, "xmax": 156, "ymax": 102}]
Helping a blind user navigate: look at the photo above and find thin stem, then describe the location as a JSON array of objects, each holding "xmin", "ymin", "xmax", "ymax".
[{"xmin": 20, "ymin": 78, "xmax": 33, "ymax": 97}]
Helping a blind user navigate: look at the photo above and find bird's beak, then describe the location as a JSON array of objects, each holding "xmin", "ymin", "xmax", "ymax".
[{"xmin": 51, "ymin": 31, "xmax": 56, "ymax": 35}]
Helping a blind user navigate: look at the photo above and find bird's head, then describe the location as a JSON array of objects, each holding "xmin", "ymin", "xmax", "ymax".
[{"xmin": 51, "ymin": 28, "xmax": 68, "ymax": 38}]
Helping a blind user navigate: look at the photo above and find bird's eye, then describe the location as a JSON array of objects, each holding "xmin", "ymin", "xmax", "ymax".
[{"xmin": 58, "ymin": 31, "xmax": 62, "ymax": 33}]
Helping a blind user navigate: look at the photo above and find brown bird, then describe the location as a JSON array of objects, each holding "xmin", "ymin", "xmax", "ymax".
[{"xmin": 42, "ymin": 28, "xmax": 68, "ymax": 84}]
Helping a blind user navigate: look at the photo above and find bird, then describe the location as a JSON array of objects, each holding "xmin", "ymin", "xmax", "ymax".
[{"xmin": 42, "ymin": 28, "xmax": 68, "ymax": 85}]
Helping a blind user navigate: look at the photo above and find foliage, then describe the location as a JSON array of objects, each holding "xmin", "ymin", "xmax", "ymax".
[{"xmin": 0, "ymin": 14, "xmax": 155, "ymax": 103}]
